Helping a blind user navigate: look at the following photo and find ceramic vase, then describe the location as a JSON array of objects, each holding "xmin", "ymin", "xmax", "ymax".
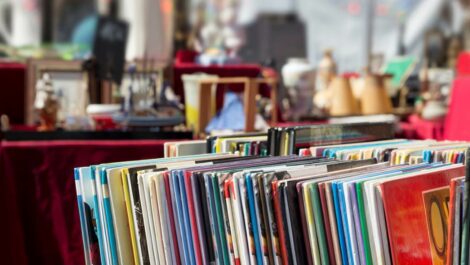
[
  {"xmin": 360, "ymin": 74, "xmax": 393, "ymax": 115},
  {"xmin": 329, "ymin": 76, "xmax": 359, "ymax": 116}
]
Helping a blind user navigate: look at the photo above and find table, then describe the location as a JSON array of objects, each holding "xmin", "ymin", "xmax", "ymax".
[
  {"xmin": 0, "ymin": 62, "xmax": 26, "ymax": 124},
  {"xmin": 0, "ymin": 140, "xmax": 168, "ymax": 265}
]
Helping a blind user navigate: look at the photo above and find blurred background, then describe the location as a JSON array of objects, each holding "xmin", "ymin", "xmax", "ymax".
[
  {"xmin": 3, "ymin": 1, "xmax": 470, "ymax": 265},
  {"xmin": 0, "ymin": 0, "xmax": 470, "ymax": 135}
]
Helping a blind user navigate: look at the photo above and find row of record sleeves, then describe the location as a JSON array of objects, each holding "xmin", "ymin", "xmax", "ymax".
[
  {"xmin": 76, "ymin": 135, "xmax": 470, "ymax": 264},
  {"xmin": 165, "ymin": 122, "xmax": 396, "ymax": 158}
]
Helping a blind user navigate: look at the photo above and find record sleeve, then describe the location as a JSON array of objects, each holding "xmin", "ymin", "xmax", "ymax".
[
  {"xmin": 246, "ymin": 173, "xmax": 264, "ymax": 265},
  {"xmin": 92, "ymin": 165, "xmax": 112, "ymax": 265},
  {"xmin": 183, "ymin": 170, "xmax": 203, "ymax": 265},
  {"xmin": 126, "ymin": 165, "xmax": 157, "ymax": 265},
  {"xmin": 240, "ymin": 174, "xmax": 258, "ymax": 264},
  {"xmin": 196, "ymin": 172, "xmax": 216, "ymax": 264},
  {"xmin": 301, "ymin": 182, "xmax": 320, "ymax": 265},
  {"xmin": 380, "ymin": 165, "xmax": 465, "ymax": 264},
  {"xmin": 148, "ymin": 174, "xmax": 166, "ymax": 264},
  {"xmin": 212, "ymin": 173, "xmax": 231, "ymax": 264},
  {"xmin": 170, "ymin": 170, "xmax": 191, "ymax": 264},
  {"xmin": 120, "ymin": 168, "xmax": 140, "ymax": 265},
  {"xmin": 79, "ymin": 167, "xmax": 103, "ymax": 265},
  {"xmin": 224, "ymin": 176, "xmax": 240, "ymax": 265},
  {"xmin": 107, "ymin": 167, "xmax": 142, "ymax": 265},
  {"xmin": 74, "ymin": 168, "xmax": 92, "ymax": 265},
  {"xmin": 155, "ymin": 172, "xmax": 179, "ymax": 265},
  {"xmin": 231, "ymin": 173, "xmax": 251, "ymax": 265},
  {"xmin": 138, "ymin": 172, "xmax": 158, "ymax": 265},
  {"xmin": 318, "ymin": 182, "xmax": 340, "ymax": 265},
  {"xmin": 297, "ymin": 182, "xmax": 314, "ymax": 265},
  {"xmin": 445, "ymin": 177, "xmax": 464, "ymax": 265},
  {"xmin": 177, "ymin": 170, "xmax": 197, "ymax": 265},
  {"xmin": 259, "ymin": 173, "xmax": 277, "ymax": 265}
]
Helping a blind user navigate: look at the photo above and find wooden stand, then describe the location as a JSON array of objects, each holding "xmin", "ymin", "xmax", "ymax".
[{"xmin": 195, "ymin": 77, "xmax": 278, "ymax": 137}]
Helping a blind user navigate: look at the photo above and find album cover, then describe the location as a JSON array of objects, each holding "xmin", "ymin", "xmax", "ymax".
[
  {"xmin": 224, "ymin": 175, "xmax": 240, "ymax": 265},
  {"xmin": 91, "ymin": 165, "xmax": 112, "ymax": 265},
  {"xmin": 309, "ymin": 180, "xmax": 332, "ymax": 265},
  {"xmin": 379, "ymin": 165, "xmax": 465, "ymax": 264},
  {"xmin": 279, "ymin": 182, "xmax": 294, "ymax": 264},
  {"xmin": 107, "ymin": 166, "xmax": 141, "ymax": 265},
  {"xmin": 254, "ymin": 173, "xmax": 270, "ymax": 265},
  {"xmin": 460, "ymin": 180, "xmax": 469, "ymax": 265},
  {"xmin": 182, "ymin": 170, "xmax": 203, "ymax": 265},
  {"xmin": 240, "ymin": 174, "xmax": 258, "ymax": 265},
  {"xmin": 189, "ymin": 171, "xmax": 210, "ymax": 265},
  {"xmin": 155, "ymin": 172, "xmax": 178, "ymax": 265},
  {"xmin": 170, "ymin": 170, "xmax": 191, "ymax": 264},
  {"xmin": 217, "ymin": 173, "xmax": 233, "ymax": 264},
  {"xmin": 232, "ymin": 173, "xmax": 251, "ymax": 265},
  {"xmin": 318, "ymin": 182, "xmax": 340, "ymax": 265},
  {"xmin": 177, "ymin": 170, "xmax": 197, "ymax": 265},
  {"xmin": 138, "ymin": 171, "xmax": 158, "ymax": 265},
  {"xmin": 445, "ymin": 177, "xmax": 464, "ymax": 265},
  {"xmin": 196, "ymin": 172, "xmax": 216, "ymax": 264},
  {"xmin": 120, "ymin": 169, "xmax": 139, "ymax": 265},
  {"xmin": 148, "ymin": 174, "xmax": 166, "ymax": 264},
  {"xmin": 125, "ymin": 166, "xmax": 154, "ymax": 265},
  {"xmin": 300, "ymin": 182, "xmax": 318, "ymax": 265},
  {"xmin": 246, "ymin": 173, "xmax": 263, "ymax": 265},
  {"xmin": 74, "ymin": 168, "xmax": 92, "ymax": 265},
  {"xmin": 212, "ymin": 173, "xmax": 231, "ymax": 264},
  {"xmin": 259, "ymin": 172, "xmax": 277, "ymax": 265}
]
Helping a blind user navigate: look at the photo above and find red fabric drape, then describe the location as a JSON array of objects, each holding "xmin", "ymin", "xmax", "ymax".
[
  {"xmin": 0, "ymin": 63, "xmax": 26, "ymax": 124},
  {"xmin": 0, "ymin": 140, "xmax": 166, "ymax": 265}
]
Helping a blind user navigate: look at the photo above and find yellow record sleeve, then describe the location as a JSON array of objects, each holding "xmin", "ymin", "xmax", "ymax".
[{"xmin": 121, "ymin": 168, "xmax": 140, "ymax": 265}]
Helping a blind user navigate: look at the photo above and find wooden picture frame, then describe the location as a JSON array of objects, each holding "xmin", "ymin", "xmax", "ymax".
[{"xmin": 26, "ymin": 59, "xmax": 84, "ymax": 125}]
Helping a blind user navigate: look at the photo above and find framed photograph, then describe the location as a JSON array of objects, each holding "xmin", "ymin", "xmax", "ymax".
[{"xmin": 26, "ymin": 59, "xmax": 85, "ymax": 125}]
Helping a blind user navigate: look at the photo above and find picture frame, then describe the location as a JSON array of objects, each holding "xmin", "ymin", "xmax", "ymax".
[{"xmin": 26, "ymin": 59, "xmax": 85, "ymax": 125}]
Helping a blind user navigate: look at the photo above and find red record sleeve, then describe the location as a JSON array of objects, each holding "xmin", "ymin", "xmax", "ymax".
[
  {"xmin": 445, "ymin": 178, "xmax": 461, "ymax": 265},
  {"xmin": 272, "ymin": 181, "xmax": 289, "ymax": 265},
  {"xmin": 380, "ymin": 166, "xmax": 465, "ymax": 265},
  {"xmin": 184, "ymin": 170, "xmax": 203, "ymax": 265}
]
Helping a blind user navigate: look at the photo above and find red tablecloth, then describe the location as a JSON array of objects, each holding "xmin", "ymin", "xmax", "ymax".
[
  {"xmin": 0, "ymin": 140, "xmax": 168, "ymax": 265},
  {"xmin": 0, "ymin": 62, "xmax": 26, "ymax": 124},
  {"xmin": 399, "ymin": 114, "xmax": 445, "ymax": 140}
]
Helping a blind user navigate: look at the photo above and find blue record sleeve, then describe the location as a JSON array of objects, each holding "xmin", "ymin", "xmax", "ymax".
[
  {"xmin": 331, "ymin": 182, "xmax": 349, "ymax": 265},
  {"xmin": 246, "ymin": 173, "xmax": 263, "ymax": 265},
  {"xmin": 100, "ymin": 168, "xmax": 119, "ymax": 265},
  {"xmin": 171, "ymin": 170, "xmax": 191, "ymax": 264},
  {"xmin": 338, "ymin": 182, "xmax": 358, "ymax": 265},
  {"xmin": 178, "ymin": 170, "xmax": 196, "ymax": 265},
  {"xmin": 91, "ymin": 165, "xmax": 111, "ymax": 265},
  {"xmin": 74, "ymin": 168, "xmax": 91, "ymax": 265}
]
